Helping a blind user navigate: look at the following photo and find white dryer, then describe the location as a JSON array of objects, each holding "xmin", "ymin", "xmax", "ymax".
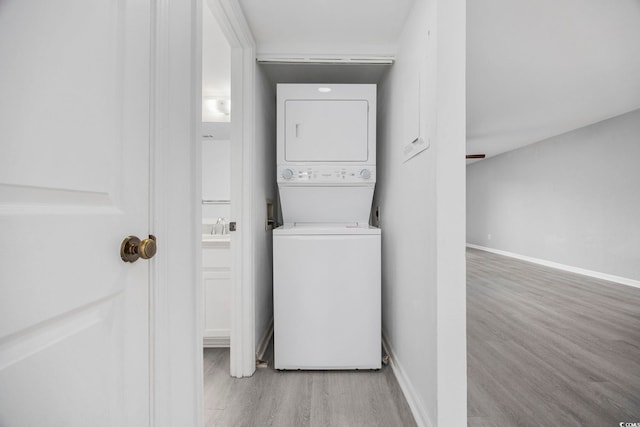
[{"xmin": 274, "ymin": 84, "xmax": 380, "ymax": 370}]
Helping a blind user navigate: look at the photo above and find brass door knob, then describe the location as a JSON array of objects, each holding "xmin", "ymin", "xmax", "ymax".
[{"xmin": 121, "ymin": 235, "xmax": 157, "ymax": 263}]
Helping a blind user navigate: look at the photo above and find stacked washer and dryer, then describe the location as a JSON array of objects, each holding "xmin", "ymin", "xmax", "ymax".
[{"xmin": 273, "ymin": 84, "xmax": 381, "ymax": 370}]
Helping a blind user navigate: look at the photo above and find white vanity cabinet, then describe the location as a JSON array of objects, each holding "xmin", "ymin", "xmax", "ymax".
[{"xmin": 202, "ymin": 237, "xmax": 231, "ymax": 347}]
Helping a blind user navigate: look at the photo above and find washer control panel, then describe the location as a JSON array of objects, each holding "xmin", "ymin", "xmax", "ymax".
[{"xmin": 278, "ymin": 166, "xmax": 376, "ymax": 183}]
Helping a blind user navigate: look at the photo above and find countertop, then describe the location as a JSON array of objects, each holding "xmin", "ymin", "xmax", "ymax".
[{"xmin": 202, "ymin": 234, "xmax": 230, "ymax": 245}]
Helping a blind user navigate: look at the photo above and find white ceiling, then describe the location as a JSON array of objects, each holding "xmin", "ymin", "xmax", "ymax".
[
  {"xmin": 237, "ymin": 0, "xmax": 415, "ymax": 55},
  {"xmin": 223, "ymin": 0, "xmax": 640, "ymax": 160},
  {"xmin": 467, "ymin": 0, "xmax": 640, "ymax": 159}
]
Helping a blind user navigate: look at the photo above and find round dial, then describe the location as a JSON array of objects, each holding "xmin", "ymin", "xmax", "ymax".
[
  {"xmin": 282, "ymin": 169, "xmax": 294, "ymax": 180},
  {"xmin": 360, "ymin": 169, "xmax": 371, "ymax": 180}
]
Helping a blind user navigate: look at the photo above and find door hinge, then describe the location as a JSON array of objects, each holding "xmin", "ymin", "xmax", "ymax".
[{"xmin": 229, "ymin": 221, "xmax": 237, "ymax": 232}]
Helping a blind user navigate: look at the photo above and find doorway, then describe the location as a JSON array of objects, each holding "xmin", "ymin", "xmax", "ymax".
[{"xmin": 201, "ymin": 0, "xmax": 233, "ymax": 353}]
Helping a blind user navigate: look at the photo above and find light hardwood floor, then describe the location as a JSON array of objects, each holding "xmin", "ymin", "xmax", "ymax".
[
  {"xmin": 204, "ymin": 249, "xmax": 640, "ymax": 426},
  {"xmin": 467, "ymin": 247, "xmax": 640, "ymax": 426},
  {"xmin": 203, "ymin": 344, "xmax": 417, "ymax": 427}
]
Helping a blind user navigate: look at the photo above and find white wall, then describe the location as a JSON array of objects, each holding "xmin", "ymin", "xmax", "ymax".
[
  {"xmin": 201, "ymin": 131, "xmax": 231, "ymax": 223},
  {"xmin": 202, "ymin": 1, "xmax": 231, "ymax": 122},
  {"xmin": 252, "ymin": 63, "xmax": 277, "ymax": 350},
  {"xmin": 467, "ymin": 108, "xmax": 640, "ymax": 282},
  {"xmin": 434, "ymin": 1, "xmax": 467, "ymax": 425},
  {"xmin": 375, "ymin": 0, "xmax": 466, "ymax": 425}
]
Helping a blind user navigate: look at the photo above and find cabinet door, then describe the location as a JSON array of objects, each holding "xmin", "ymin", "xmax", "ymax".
[
  {"xmin": 203, "ymin": 271, "xmax": 231, "ymax": 346},
  {"xmin": 285, "ymin": 100, "xmax": 369, "ymax": 162},
  {"xmin": 202, "ymin": 245, "xmax": 231, "ymax": 269}
]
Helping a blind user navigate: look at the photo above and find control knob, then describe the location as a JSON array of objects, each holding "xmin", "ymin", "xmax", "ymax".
[
  {"xmin": 360, "ymin": 169, "xmax": 371, "ymax": 180},
  {"xmin": 282, "ymin": 169, "xmax": 294, "ymax": 180}
]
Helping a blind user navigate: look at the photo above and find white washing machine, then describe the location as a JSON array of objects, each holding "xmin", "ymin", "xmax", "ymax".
[
  {"xmin": 274, "ymin": 224, "xmax": 380, "ymax": 369},
  {"xmin": 274, "ymin": 84, "xmax": 380, "ymax": 370}
]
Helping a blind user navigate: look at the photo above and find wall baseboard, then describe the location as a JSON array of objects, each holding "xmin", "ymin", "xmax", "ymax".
[
  {"xmin": 381, "ymin": 334, "xmax": 434, "ymax": 427},
  {"xmin": 203, "ymin": 336, "xmax": 230, "ymax": 348},
  {"xmin": 256, "ymin": 318, "xmax": 273, "ymax": 361},
  {"xmin": 466, "ymin": 243, "xmax": 640, "ymax": 289}
]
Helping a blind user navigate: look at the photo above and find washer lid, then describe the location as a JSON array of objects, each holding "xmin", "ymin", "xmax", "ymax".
[{"xmin": 274, "ymin": 223, "xmax": 381, "ymax": 236}]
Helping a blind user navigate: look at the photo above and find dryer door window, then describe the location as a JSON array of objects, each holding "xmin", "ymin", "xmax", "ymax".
[{"xmin": 285, "ymin": 100, "xmax": 369, "ymax": 162}]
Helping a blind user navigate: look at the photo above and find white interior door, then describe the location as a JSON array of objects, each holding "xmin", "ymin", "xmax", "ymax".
[{"xmin": 0, "ymin": 1, "xmax": 151, "ymax": 426}]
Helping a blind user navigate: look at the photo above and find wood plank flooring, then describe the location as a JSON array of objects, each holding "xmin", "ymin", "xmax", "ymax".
[
  {"xmin": 204, "ymin": 249, "xmax": 640, "ymax": 426},
  {"xmin": 467, "ymin": 248, "xmax": 640, "ymax": 427},
  {"xmin": 203, "ymin": 344, "xmax": 417, "ymax": 427}
]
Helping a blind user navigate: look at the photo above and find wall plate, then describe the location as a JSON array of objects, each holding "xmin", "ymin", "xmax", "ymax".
[{"xmin": 403, "ymin": 137, "xmax": 430, "ymax": 162}]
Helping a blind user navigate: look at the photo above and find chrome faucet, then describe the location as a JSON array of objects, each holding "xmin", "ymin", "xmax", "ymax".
[{"xmin": 213, "ymin": 217, "xmax": 227, "ymax": 235}]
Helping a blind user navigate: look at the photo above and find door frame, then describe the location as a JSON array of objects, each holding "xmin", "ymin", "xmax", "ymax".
[
  {"xmin": 149, "ymin": 0, "xmax": 205, "ymax": 426},
  {"xmin": 149, "ymin": 0, "xmax": 257, "ymax": 424},
  {"xmin": 206, "ymin": 0, "xmax": 257, "ymax": 378}
]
